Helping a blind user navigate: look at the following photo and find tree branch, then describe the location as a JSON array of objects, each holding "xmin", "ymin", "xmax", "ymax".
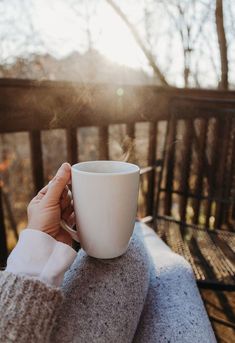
[{"xmin": 105, "ymin": 0, "xmax": 170, "ymax": 87}]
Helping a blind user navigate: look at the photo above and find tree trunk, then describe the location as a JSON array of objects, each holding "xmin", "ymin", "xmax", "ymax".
[{"xmin": 215, "ymin": 0, "xmax": 228, "ymax": 89}]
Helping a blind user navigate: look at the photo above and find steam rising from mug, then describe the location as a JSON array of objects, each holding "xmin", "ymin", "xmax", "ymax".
[{"xmin": 61, "ymin": 161, "xmax": 140, "ymax": 259}]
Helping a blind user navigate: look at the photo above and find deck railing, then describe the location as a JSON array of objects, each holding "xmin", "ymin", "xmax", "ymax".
[{"xmin": 0, "ymin": 79, "xmax": 235, "ymax": 266}]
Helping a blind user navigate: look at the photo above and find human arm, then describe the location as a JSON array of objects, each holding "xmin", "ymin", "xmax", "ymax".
[{"xmin": 0, "ymin": 163, "xmax": 77, "ymax": 342}]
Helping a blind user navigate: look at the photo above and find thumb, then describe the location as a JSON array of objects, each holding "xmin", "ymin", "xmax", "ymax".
[{"xmin": 44, "ymin": 163, "xmax": 71, "ymax": 204}]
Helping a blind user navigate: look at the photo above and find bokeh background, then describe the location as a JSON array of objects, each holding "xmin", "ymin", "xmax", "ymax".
[{"xmin": 0, "ymin": 0, "xmax": 234, "ymax": 246}]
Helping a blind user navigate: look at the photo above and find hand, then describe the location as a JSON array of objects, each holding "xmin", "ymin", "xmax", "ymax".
[{"xmin": 26, "ymin": 163, "xmax": 75, "ymax": 245}]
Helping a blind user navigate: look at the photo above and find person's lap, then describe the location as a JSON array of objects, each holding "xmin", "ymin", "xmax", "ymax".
[
  {"xmin": 52, "ymin": 228, "xmax": 150, "ymax": 343},
  {"xmin": 133, "ymin": 223, "xmax": 216, "ymax": 343},
  {"xmin": 52, "ymin": 223, "xmax": 216, "ymax": 343}
]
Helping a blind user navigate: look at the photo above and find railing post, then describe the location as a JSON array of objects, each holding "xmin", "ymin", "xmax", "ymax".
[
  {"xmin": 125, "ymin": 123, "xmax": 135, "ymax": 163},
  {"xmin": 205, "ymin": 119, "xmax": 222, "ymax": 227},
  {"xmin": 0, "ymin": 187, "xmax": 8, "ymax": 267},
  {"xmin": 179, "ymin": 119, "xmax": 194, "ymax": 223},
  {"xmin": 230, "ymin": 126, "xmax": 235, "ymax": 222},
  {"xmin": 164, "ymin": 116, "xmax": 177, "ymax": 216},
  {"xmin": 66, "ymin": 128, "xmax": 78, "ymax": 165},
  {"xmin": 98, "ymin": 126, "xmax": 109, "ymax": 160},
  {"xmin": 214, "ymin": 118, "xmax": 231, "ymax": 228},
  {"xmin": 29, "ymin": 130, "xmax": 44, "ymax": 194},
  {"xmin": 147, "ymin": 122, "xmax": 157, "ymax": 217},
  {"xmin": 192, "ymin": 119, "xmax": 208, "ymax": 225}
]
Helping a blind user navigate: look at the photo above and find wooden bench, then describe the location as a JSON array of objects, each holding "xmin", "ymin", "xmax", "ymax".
[{"xmin": 151, "ymin": 99, "xmax": 235, "ymax": 290}]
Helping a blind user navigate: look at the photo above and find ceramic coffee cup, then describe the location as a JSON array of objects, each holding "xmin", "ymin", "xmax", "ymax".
[{"xmin": 61, "ymin": 160, "xmax": 140, "ymax": 259}]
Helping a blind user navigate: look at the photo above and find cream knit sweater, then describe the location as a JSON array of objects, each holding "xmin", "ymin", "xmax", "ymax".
[{"xmin": 0, "ymin": 272, "xmax": 62, "ymax": 343}]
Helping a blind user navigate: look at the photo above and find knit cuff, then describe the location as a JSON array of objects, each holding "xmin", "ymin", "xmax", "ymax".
[
  {"xmin": 6, "ymin": 229, "xmax": 77, "ymax": 286},
  {"xmin": 0, "ymin": 271, "xmax": 63, "ymax": 343}
]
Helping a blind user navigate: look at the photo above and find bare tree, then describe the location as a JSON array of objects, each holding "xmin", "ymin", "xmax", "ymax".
[
  {"xmin": 0, "ymin": 0, "xmax": 232, "ymax": 89},
  {"xmin": 105, "ymin": 0, "xmax": 170, "ymax": 87},
  {"xmin": 70, "ymin": 0, "xmax": 98, "ymax": 52},
  {"xmin": 161, "ymin": 0, "xmax": 213, "ymax": 87},
  {"xmin": 0, "ymin": 0, "xmax": 47, "ymax": 78},
  {"xmin": 215, "ymin": 0, "xmax": 228, "ymax": 89},
  {"xmin": 106, "ymin": 0, "xmax": 230, "ymax": 89}
]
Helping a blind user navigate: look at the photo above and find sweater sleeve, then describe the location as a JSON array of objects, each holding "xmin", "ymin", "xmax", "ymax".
[
  {"xmin": 6, "ymin": 229, "xmax": 77, "ymax": 287},
  {"xmin": 0, "ymin": 271, "xmax": 63, "ymax": 343}
]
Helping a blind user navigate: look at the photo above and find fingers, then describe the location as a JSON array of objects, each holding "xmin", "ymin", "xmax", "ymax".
[
  {"xmin": 61, "ymin": 186, "xmax": 73, "ymax": 225},
  {"xmin": 58, "ymin": 212, "xmax": 76, "ymax": 245},
  {"xmin": 61, "ymin": 209, "xmax": 76, "ymax": 226},
  {"xmin": 67, "ymin": 212, "xmax": 76, "ymax": 227},
  {"xmin": 62, "ymin": 204, "xmax": 73, "ymax": 219},
  {"xmin": 66, "ymin": 212, "xmax": 76, "ymax": 229},
  {"xmin": 61, "ymin": 185, "xmax": 69, "ymax": 200},
  {"xmin": 33, "ymin": 185, "xmax": 49, "ymax": 201},
  {"xmin": 43, "ymin": 163, "xmax": 71, "ymax": 205},
  {"xmin": 60, "ymin": 188, "xmax": 72, "ymax": 212}
]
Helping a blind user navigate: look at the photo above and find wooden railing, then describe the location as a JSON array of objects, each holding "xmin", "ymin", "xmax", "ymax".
[{"xmin": 0, "ymin": 78, "xmax": 235, "ymax": 266}]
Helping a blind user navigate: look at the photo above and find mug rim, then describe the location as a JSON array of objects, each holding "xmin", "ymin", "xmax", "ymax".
[{"xmin": 72, "ymin": 160, "xmax": 140, "ymax": 176}]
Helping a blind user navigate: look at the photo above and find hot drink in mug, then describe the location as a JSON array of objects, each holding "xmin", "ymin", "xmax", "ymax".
[{"xmin": 61, "ymin": 160, "xmax": 140, "ymax": 259}]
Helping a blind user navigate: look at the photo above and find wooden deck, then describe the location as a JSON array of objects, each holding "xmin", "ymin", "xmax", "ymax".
[
  {"xmin": 202, "ymin": 290, "xmax": 235, "ymax": 342},
  {"xmin": 0, "ymin": 79, "xmax": 235, "ymax": 340},
  {"xmin": 1, "ymin": 79, "xmax": 235, "ymax": 267}
]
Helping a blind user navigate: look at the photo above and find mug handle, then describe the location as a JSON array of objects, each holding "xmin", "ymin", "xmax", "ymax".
[{"xmin": 60, "ymin": 219, "xmax": 80, "ymax": 243}]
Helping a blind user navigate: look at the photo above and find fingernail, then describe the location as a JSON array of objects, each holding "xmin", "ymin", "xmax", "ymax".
[
  {"xmin": 61, "ymin": 163, "xmax": 71, "ymax": 172},
  {"xmin": 57, "ymin": 163, "xmax": 70, "ymax": 176}
]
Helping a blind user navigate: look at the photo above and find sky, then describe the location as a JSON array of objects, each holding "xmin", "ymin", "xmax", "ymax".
[
  {"xmin": 0, "ymin": 0, "xmax": 235, "ymax": 88},
  {"xmin": 1, "ymin": 0, "xmax": 148, "ymax": 68},
  {"xmin": 33, "ymin": 0, "xmax": 147, "ymax": 68}
]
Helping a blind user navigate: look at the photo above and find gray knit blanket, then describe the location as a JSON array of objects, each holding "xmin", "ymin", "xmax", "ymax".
[{"xmin": 52, "ymin": 222, "xmax": 216, "ymax": 343}]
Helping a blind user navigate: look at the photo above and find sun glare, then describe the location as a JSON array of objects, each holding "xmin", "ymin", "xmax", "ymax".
[
  {"xmin": 94, "ymin": 5, "xmax": 144, "ymax": 68},
  {"xmin": 34, "ymin": 0, "xmax": 144, "ymax": 69}
]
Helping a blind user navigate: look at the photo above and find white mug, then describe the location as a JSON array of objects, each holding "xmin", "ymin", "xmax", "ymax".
[{"xmin": 61, "ymin": 160, "xmax": 140, "ymax": 259}]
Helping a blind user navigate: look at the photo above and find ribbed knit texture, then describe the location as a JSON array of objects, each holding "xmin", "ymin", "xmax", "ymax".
[{"xmin": 0, "ymin": 271, "xmax": 63, "ymax": 343}]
